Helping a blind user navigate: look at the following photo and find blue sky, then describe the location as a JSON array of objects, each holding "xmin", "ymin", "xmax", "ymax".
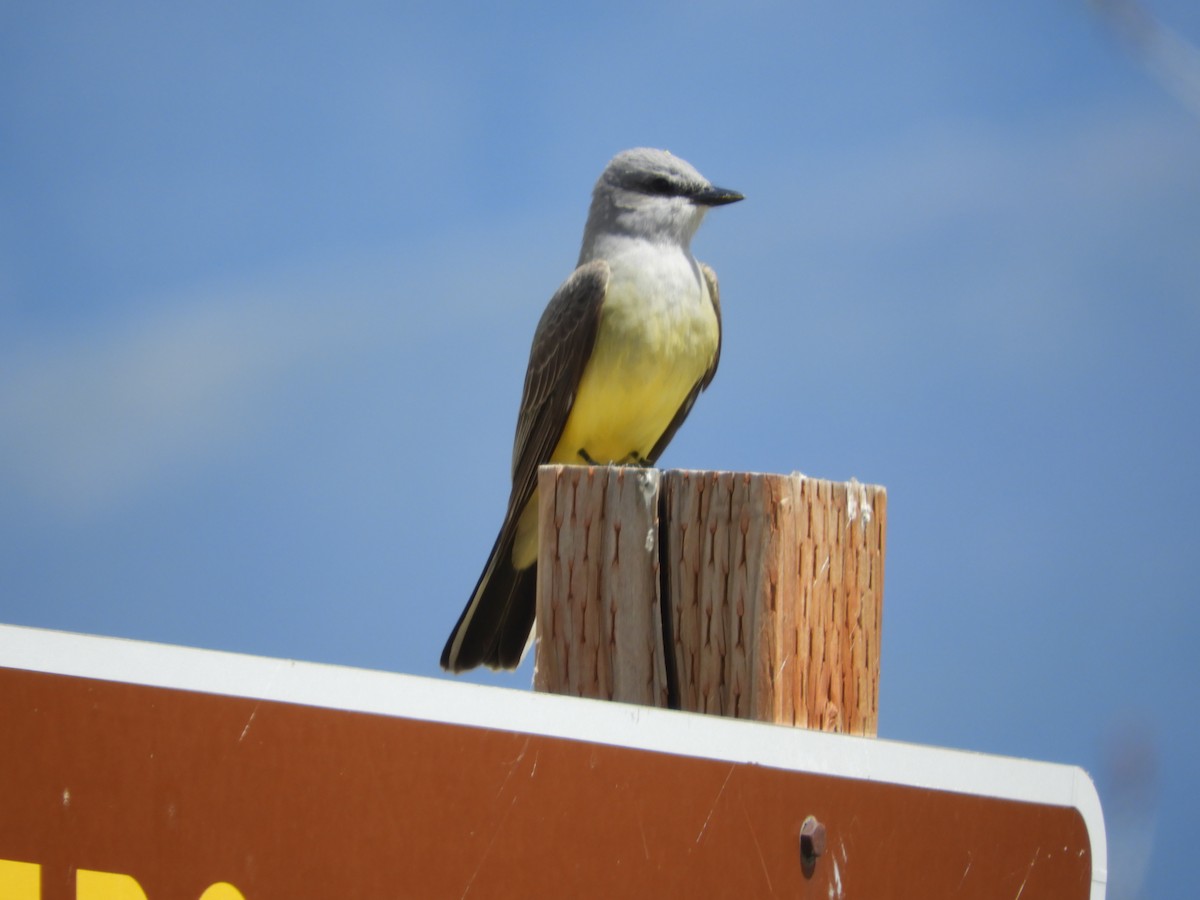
[{"xmin": 2, "ymin": 2, "xmax": 1198, "ymax": 895}]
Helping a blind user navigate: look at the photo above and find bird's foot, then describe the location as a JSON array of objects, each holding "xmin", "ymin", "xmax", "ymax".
[{"xmin": 576, "ymin": 448, "xmax": 651, "ymax": 467}]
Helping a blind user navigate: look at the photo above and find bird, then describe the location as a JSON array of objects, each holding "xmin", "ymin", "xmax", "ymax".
[{"xmin": 441, "ymin": 148, "xmax": 743, "ymax": 672}]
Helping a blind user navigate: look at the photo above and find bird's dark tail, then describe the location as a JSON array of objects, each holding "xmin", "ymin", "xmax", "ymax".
[{"xmin": 441, "ymin": 526, "xmax": 538, "ymax": 672}]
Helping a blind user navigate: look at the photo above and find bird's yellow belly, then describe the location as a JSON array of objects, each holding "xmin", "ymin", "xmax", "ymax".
[
  {"xmin": 551, "ymin": 356, "xmax": 694, "ymax": 464},
  {"xmin": 553, "ymin": 279, "xmax": 716, "ymax": 465},
  {"xmin": 511, "ymin": 279, "xmax": 718, "ymax": 569}
]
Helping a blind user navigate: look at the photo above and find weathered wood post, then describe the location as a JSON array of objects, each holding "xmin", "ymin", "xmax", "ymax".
[{"xmin": 533, "ymin": 466, "xmax": 886, "ymax": 736}]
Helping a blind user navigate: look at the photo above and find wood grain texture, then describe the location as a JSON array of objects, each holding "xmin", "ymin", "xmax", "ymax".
[
  {"xmin": 533, "ymin": 465, "xmax": 668, "ymax": 706},
  {"xmin": 535, "ymin": 467, "xmax": 886, "ymax": 735}
]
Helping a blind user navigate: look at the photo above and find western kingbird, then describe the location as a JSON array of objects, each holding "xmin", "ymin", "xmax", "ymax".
[{"xmin": 441, "ymin": 148, "xmax": 742, "ymax": 672}]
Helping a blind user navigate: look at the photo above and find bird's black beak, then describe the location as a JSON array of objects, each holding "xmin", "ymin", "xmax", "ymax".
[{"xmin": 692, "ymin": 185, "xmax": 744, "ymax": 207}]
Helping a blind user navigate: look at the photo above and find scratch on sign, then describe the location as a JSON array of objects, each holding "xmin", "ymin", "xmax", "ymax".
[{"xmin": 695, "ymin": 765, "xmax": 735, "ymax": 844}]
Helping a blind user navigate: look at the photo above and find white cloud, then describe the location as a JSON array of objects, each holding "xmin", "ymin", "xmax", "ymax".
[
  {"xmin": 0, "ymin": 268, "xmax": 392, "ymax": 519},
  {"xmin": 0, "ymin": 213, "xmax": 569, "ymax": 522}
]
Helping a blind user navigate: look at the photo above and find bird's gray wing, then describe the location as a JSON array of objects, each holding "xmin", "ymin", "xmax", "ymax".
[
  {"xmin": 647, "ymin": 261, "xmax": 721, "ymax": 463},
  {"xmin": 506, "ymin": 258, "xmax": 610, "ymax": 515},
  {"xmin": 440, "ymin": 260, "xmax": 610, "ymax": 672}
]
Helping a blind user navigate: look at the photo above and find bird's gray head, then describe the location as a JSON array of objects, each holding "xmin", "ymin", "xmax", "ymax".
[{"xmin": 580, "ymin": 148, "xmax": 742, "ymax": 258}]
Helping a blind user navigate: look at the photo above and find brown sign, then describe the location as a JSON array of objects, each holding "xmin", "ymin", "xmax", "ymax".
[{"xmin": 0, "ymin": 626, "xmax": 1104, "ymax": 899}]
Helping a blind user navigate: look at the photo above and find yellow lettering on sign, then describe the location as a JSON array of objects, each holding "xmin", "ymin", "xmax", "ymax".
[
  {"xmin": 0, "ymin": 859, "xmax": 40, "ymax": 899},
  {"xmin": 76, "ymin": 870, "xmax": 148, "ymax": 900},
  {"xmin": 0, "ymin": 861, "xmax": 244, "ymax": 900},
  {"xmin": 198, "ymin": 885, "xmax": 246, "ymax": 900}
]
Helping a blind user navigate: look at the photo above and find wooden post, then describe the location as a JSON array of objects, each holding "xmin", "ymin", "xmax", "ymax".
[{"xmin": 533, "ymin": 466, "xmax": 886, "ymax": 736}]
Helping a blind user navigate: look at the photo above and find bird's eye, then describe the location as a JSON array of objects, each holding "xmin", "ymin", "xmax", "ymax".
[{"xmin": 644, "ymin": 175, "xmax": 675, "ymax": 196}]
